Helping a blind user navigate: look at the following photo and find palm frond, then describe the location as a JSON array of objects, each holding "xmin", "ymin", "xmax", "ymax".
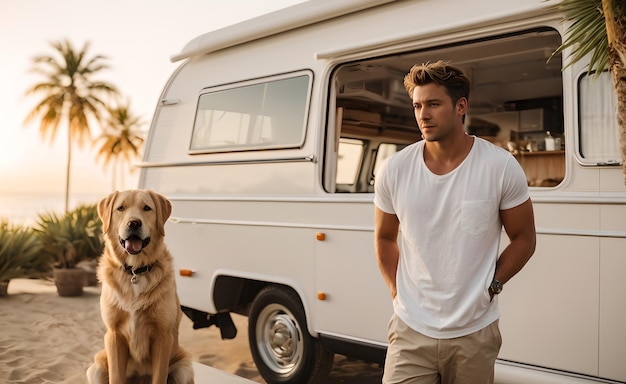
[
  {"xmin": 23, "ymin": 38, "xmax": 120, "ymax": 209},
  {"xmin": 94, "ymin": 99, "xmax": 146, "ymax": 174},
  {"xmin": 0, "ymin": 223, "xmax": 45, "ymax": 281},
  {"xmin": 552, "ymin": 0, "xmax": 609, "ymax": 75},
  {"xmin": 24, "ymin": 39, "xmax": 119, "ymax": 144},
  {"xmin": 33, "ymin": 204, "xmax": 103, "ymax": 269}
]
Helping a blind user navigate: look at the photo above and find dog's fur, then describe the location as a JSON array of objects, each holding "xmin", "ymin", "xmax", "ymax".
[{"xmin": 87, "ymin": 189, "xmax": 194, "ymax": 384}]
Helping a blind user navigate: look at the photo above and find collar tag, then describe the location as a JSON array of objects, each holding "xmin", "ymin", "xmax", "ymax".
[{"xmin": 123, "ymin": 264, "xmax": 153, "ymax": 284}]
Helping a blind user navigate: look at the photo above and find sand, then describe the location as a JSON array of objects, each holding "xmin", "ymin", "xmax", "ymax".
[{"xmin": 0, "ymin": 279, "xmax": 383, "ymax": 383}]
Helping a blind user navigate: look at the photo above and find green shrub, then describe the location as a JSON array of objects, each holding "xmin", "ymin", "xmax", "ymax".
[
  {"xmin": 0, "ymin": 220, "xmax": 44, "ymax": 282},
  {"xmin": 34, "ymin": 204, "xmax": 104, "ymax": 269}
]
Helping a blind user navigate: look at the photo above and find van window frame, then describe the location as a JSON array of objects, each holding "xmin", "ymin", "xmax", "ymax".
[
  {"xmin": 188, "ymin": 70, "xmax": 313, "ymax": 155},
  {"xmin": 324, "ymin": 27, "xmax": 566, "ymax": 193}
]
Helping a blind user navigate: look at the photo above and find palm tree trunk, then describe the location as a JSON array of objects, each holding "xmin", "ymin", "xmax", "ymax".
[
  {"xmin": 64, "ymin": 126, "xmax": 72, "ymax": 213},
  {"xmin": 615, "ymin": 67, "xmax": 626, "ymax": 183},
  {"xmin": 112, "ymin": 157, "xmax": 118, "ymax": 191},
  {"xmin": 602, "ymin": 0, "xmax": 626, "ymax": 183},
  {"xmin": 120, "ymin": 159, "xmax": 126, "ymax": 190}
]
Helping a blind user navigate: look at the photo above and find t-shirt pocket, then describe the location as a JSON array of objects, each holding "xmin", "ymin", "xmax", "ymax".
[{"xmin": 461, "ymin": 200, "xmax": 491, "ymax": 236}]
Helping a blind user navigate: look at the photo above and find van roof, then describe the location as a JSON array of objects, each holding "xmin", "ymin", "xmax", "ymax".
[{"xmin": 170, "ymin": 0, "xmax": 394, "ymax": 62}]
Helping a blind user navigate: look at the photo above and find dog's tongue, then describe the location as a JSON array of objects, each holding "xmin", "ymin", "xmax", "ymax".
[{"xmin": 125, "ymin": 238, "xmax": 143, "ymax": 254}]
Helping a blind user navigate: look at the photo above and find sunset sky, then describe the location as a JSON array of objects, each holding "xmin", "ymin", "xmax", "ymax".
[{"xmin": 0, "ymin": 0, "xmax": 304, "ymax": 194}]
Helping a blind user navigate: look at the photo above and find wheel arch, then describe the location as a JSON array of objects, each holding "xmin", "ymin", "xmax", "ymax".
[{"xmin": 212, "ymin": 271, "xmax": 317, "ymax": 336}]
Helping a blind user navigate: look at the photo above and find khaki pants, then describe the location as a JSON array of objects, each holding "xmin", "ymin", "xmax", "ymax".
[{"xmin": 382, "ymin": 314, "xmax": 502, "ymax": 384}]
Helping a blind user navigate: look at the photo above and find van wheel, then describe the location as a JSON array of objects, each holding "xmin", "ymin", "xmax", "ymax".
[{"xmin": 248, "ymin": 286, "xmax": 334, "ymax": 384}]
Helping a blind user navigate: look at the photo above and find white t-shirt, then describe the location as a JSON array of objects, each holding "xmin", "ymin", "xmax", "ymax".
[{"xmin": 374, "ymin": 137, "xmax": 529, "ymax": 338}]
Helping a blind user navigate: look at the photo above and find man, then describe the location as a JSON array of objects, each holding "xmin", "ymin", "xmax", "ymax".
[{"xmin": 374, "ymin": 61, "xmax": 536, "ymax": 384}]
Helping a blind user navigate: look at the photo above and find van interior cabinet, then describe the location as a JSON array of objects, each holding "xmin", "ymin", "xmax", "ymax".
[{"xmin": 514, "ymin": 150, "xmax": 565, "ymax": 186}]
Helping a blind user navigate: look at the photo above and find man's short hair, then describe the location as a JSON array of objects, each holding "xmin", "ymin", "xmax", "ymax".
[{"xmin": 403, "ymin": 60, "xmax": 470, "ymax": 106}]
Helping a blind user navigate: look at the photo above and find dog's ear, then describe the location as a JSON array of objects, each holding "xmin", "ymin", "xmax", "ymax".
[
  {"xmin": 97, "ymin": 191, "xmax": 119, "ymax": 234},
  {"xmin": 147, "ymin": 190, "xmax": 172, "ymax": 237}
]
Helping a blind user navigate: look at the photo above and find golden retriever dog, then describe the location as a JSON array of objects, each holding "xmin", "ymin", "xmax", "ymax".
[{"xmin": 87, "ymin": 189, "xmax": 194, "ymax": 384}]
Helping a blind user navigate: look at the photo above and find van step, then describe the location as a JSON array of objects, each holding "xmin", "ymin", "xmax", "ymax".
[{"xmin": 181, "ymin": 306, "xmax": 238, "ymax": 339}]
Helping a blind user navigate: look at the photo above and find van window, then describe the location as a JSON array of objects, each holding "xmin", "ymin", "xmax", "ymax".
[
  {"xmin": 325, "ymin": 28, "xmax": 565, "ymax": 192},
  {"xmin": 577, "ymin": 71, "xmax": 620, "ymax": 164},
  {"xmin": 190, "ymin": 74, "xmax": 310, "ymax": 153},
  {"xmin": 337, "ymin": 138, "xmax": 365, "ymax": 187},
  {"xmin": 373, "ymin": 143, "xmax": 405, "ymax": 177}
]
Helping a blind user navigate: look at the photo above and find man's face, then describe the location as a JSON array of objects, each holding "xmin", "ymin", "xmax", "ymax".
[{"xmin": 411, "ymin": 83, "xmax": 466, "ymax": 142}]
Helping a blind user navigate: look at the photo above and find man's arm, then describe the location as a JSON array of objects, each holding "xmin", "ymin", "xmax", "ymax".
[
  {"xmin": 374, "ymin": 207, "xmax": 400, "ymax": 299},
  {"xmin": 495, "ymin": 198, "xmax": 537, "ymax": 290}
]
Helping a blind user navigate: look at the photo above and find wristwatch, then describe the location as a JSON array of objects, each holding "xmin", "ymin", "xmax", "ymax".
[{"xmin": 490, "ymin": 279, "xmax": 503, "ymax": 295}]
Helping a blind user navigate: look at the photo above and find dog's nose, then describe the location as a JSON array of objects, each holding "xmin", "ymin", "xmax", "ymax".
[{"xmin": 127, "ymin": 219, "xmax": 142, "ymax": 229}]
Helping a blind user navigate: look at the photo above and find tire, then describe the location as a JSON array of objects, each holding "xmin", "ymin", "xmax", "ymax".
[{"xmin": 248, "ymin": 286, "xmax": 334, "ymax": 384}]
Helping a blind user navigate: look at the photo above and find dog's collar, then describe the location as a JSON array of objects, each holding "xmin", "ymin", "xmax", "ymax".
[{"xmin": 122, "ymin": 263, "xmax": 154, "ymax": 284}]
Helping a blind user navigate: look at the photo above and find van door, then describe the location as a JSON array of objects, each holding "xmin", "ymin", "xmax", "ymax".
[{"xmin": 314, "ymin": 222, "xmax": 391, "ymax": 344}]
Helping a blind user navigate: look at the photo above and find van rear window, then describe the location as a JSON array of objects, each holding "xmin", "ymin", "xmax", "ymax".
[
  {"xmin": 577, "ymin": 71, "xmax": 620, "ymax": 164},
  {"xmin": 190, "ymin": 74, "xmax": 311, "ymax": 153}
]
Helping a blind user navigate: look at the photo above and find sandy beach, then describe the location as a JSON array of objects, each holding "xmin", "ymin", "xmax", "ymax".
[{"xmin": 0, "ymin": 278, "xmax": 382, "ymax": 383}]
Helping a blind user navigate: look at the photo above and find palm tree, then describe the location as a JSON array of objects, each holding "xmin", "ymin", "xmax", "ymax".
[
  {"xmin": 553, "ymin": 0, "xmax": 626, "ymax": 182},
  {"xmin": 95, "ymin": 100, "xmax": 145, "ymax": 190},
  {"xmin": 23, "ymin": 39, "xmax": 118, "ymax": 211}
]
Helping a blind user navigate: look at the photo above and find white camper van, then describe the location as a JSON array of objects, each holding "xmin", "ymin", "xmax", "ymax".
[{"xmin": 139, "ymin": 0, "xmax": 626, "ymax": 383}]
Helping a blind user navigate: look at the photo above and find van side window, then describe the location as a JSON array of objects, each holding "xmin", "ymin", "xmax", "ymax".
[
  {"xmin": 325, "ymin": 28, "xmax": 565, "ymax": 192},
  {"xmin": 190, "ymin": 74, "xmax": 310, "ymax": 153},
  {"xmin": 336, "ymin": 138, "xmax": 366, "ymax": 192},
  {"xmin": 577, "ymin": 71, "xmax": 620, "ymax": 164},
  {"xmin": 373, "ymin": 143, "xmax": 405, "ymax": 177}
]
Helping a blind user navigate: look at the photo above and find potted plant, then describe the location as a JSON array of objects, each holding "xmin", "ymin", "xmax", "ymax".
[
  {"xmin": 34, "ymin": 203, "xmax": 104, "ymax": 296},
  {"xmin": 69, "ymin": 204, "xmax": 104, "ymax": 286},
  {"xmin": 0, "ymin": 220, "xmax": 44, "ymax": 296}
]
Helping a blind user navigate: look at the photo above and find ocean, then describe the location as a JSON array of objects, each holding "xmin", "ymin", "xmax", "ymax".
[{"xmin": 0, "ymin": 192, "xmax": 103, "ymax": 227}]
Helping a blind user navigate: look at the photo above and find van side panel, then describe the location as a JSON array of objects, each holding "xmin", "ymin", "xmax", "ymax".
[
  {"xmin": 143, "ymin": 162, "xmax": 315, "ymax": 195},
  {"xmin": 312, "ymin": 201, "xmax": 391, "ymax": 344},
  {"xmin": 599, "ymin": 203, "xmax": 626, "ymax": 379},
  {"xmin": 499, "ymin": 228, "xmax": 600, "ymax": 375},
  {"xmin": 167, "ymin": 214, "xmax": 316, "ymax": 314}
]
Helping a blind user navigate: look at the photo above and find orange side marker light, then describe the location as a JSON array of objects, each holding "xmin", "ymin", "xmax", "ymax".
[{"xmin": 179, "ymin": 269, "xmax": 194, "ymax": 277}]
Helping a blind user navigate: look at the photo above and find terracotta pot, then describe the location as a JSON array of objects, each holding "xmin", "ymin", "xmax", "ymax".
[
  {"xmin": 76, "ymin": 260, "xmax": 99, "ymax": 287},
  {"xmin": 53, "ymin": 268, "xmax": 85, "ymax": 297}
]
